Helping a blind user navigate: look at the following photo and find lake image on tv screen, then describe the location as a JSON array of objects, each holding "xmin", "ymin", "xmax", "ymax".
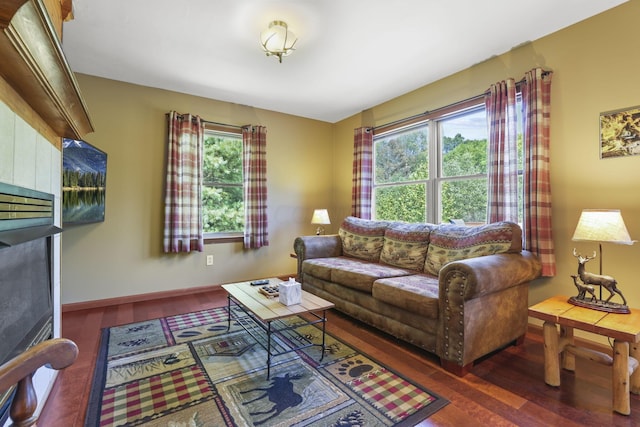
[{"xmin": 63, "ymin": 138, "xmax": 107, "ymax": 224}]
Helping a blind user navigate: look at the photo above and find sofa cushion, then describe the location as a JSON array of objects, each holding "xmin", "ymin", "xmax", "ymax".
[
  {"xmin": 338, "ymin": 216, "xmax": 388, "ymax": 262},
  {"xmin": 372, "ymin": 274, "xmax": 440, "ymax": 319},
  {"xmin": 302, "ymin": 256, "xmax": 413, "ymax": 293},
  {"xmin": 380, "ymin": 222, "xmax": 434, "ymax": 271},
  {"xmin": 424, "ymin": 221, "xmax": 522, "ymax": 275}
]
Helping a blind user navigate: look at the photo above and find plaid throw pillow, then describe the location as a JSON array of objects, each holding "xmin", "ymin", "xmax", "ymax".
[
  {"xmin": 424, "ymin": 221, "xmax": 522, "ymax": 275},
  {"xmin": 339, "ymin": 217, "xmax": 388, "ymax": 262}
]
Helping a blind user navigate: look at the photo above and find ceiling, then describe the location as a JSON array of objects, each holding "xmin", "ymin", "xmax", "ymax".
[{"xmin": 62, "ymin": 0, "xmax": 627, "ymax": 123}]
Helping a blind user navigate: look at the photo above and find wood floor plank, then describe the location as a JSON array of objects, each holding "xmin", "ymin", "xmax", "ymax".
[{"xmin": 37, "ymin": 288, "xmax": 640, "ymax": 426}]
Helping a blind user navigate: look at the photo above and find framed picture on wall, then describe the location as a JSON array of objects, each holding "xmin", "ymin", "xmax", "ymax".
[
  {"xmin": 599, "ymin": 105, "xmax": 640, "ymax": 159},
  {"xmin": 62, "ymin": 138, "xmax": 108, "ymax": 225}
]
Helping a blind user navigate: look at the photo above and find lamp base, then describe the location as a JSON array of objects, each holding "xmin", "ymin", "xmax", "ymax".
[{"xmin": 567, "ymin": 296, "xmax": 630, "ymax": 314}]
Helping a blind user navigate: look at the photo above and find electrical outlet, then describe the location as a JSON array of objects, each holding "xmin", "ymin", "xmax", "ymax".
[{"xmin": 206, "ymin": 255, "xmax": 214, "ymax": 266}]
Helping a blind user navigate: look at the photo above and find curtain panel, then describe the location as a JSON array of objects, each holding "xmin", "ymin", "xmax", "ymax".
[
  {"xmin": 523, "ymin": 68, "xmax": 555, "ymax": 276},
  {"xmin": 486, "ymin": 78, "xmax": 519, "ymax": 223},
  {"xmin": 351, "ymin": 127, "xmax": 373, "ymax": 219},
  {"xmin": 163, "ymin": 111, "xmax": 204, "ymax": 253},
  {"xmin": 243, "ymin": 125, "xmax": 269, "ymax": 249}
]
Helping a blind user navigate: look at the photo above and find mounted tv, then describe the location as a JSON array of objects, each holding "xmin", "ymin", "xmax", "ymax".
[{"xmin": 62, "ymin": 138, "xmax": 107, "ymax": 225}]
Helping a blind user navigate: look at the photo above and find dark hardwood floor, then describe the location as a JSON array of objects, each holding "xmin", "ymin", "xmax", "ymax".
[{"xmin": 39, "ymin": 287, "xmax": 639, "ymax": 426}]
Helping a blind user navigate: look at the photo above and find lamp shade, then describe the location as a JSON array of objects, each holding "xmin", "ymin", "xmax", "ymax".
[
  {"xmin": 311, "ymin": 209, "xmax": 331, "ymax": 225},
  {"xmin": 572, "ymin": 209, "xmax": 635, "ymax": 245}
]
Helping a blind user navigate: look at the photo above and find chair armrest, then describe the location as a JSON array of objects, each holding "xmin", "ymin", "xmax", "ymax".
[{"xmin": 0, "ymin": 338, "xmax": 78, "ymax": 425}]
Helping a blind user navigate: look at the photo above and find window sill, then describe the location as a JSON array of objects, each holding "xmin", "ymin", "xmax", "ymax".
[{"xmin": 204, "ymin": 235, "xmax": 243, "ymax": 244}]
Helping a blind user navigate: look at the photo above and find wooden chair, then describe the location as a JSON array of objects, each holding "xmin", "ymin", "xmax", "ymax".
[{"xmin": 0, "ymin": 338, "xmax": 78, "ymax": 427}]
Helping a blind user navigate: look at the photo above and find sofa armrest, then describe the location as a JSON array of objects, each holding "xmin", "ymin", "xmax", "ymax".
[
  {"xmin": 293, "ymin": 235, "xmax": 343, "ymax": 278},
  {"xmin": 437, "ymin": 251, "xmax": 541, "ymax": 368},
  {"xmin": 439, "ymin": 250, "xmax": 541, "ymax": 301}
]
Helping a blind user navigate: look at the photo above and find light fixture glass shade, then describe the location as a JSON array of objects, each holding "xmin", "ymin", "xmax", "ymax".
[
  {"xmin": 311, "ymin": 209, "xmax": 331, "ymax": 225},
  {"xmin": 572, "ymin": 209, "xmax": 635, "ymax": 245},
  {"xmin": 260, "ymin": 20, "xmax": 297, "ymax": 63}
]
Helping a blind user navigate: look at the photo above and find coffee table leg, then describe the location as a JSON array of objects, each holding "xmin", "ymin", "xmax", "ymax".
[
  {"xmin": 267, "ymin": 321, "xmax": 272, "ymax": 380},
  {"xmin": 613, "ymin": 340, "xmax": 630, "ymax": 415},
  {"xmin": 320, "ymin": 310, "xmax": 327, "ymax": 362},
  {"xmin": 226, "ymin": 295, "xmax": 232, "ymax": 331}
]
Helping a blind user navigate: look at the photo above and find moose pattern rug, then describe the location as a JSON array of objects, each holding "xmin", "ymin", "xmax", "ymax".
[{"xmin": 85, "ymin": 306, "xmax": 448, "ymax": 426}]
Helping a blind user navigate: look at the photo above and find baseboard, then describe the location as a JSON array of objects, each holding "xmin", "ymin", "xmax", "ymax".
[
  {"xmin": 61, "ymin": 284, "xmax": 225, "ymax": 312},
  {"xmin": 61, "ymin": 274, "xmax": 297, "ymax": 313}
]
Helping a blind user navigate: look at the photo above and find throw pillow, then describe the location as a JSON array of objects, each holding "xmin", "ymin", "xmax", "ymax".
[
  {"xmin": 424, "ymin": 221, "xmax": 522, "ymax": 275},
  {"xmin": 338, "ymin": 216, "xmax": 388, "ymax": 262},
  {"xmin": 380, "ymin": 222, "xmax": 434, "ymax": 271}
]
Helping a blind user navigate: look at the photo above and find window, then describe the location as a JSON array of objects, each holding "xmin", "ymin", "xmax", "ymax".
[
  {"xmin": 374, "ymin": 102, "xmax": 519, "ymax": 224},
  {"xmin": 202, "ymin": 129, "xmax": 244, "ymax": 238},
  {"xmin": 439, "ymin": 107, "xmax": 488, "ymax": 224}
]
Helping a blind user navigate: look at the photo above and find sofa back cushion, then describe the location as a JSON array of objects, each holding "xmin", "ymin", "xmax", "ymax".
[
  {"xmin": 338, "ymin": 216, "xmax": 388, "ymax": 262},
  {"xmin": 424, "ymin": 221, "xmax": 522, "ymax": 275},
  {"xmin": 380, "ymin": 222, "xmax": 434, "ymax": 271}
]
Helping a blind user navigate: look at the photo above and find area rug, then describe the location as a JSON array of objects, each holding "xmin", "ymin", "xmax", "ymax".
[{"xmin": 85, "ymin": 306, "xmax": 448, "ymax": 426}]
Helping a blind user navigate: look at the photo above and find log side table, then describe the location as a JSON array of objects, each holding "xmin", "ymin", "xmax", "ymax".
[{"xmin": 528, "ymin": 295, "xmax": 640, "ymax": 415}]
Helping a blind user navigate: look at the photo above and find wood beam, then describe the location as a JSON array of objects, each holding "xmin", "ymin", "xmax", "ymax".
[{"xmin": 0, "ymin": 0, "xmax": 93, "ymax": 140}]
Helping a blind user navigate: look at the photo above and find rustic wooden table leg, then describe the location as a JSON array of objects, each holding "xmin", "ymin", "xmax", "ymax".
[
  {"xmin": 543, "ymin": 321, "xmax": 560, "ymax": 386},
  {"xmin": 630, "ymin": 342, "xmax": 640, "ymax": 395},
  {"xmin": 612, "ymin": 340, "xmax": 630, "ymax": 415},
  {"xmin": 560, "ymin": 325, "xmax": 575, "ymax": 371}
]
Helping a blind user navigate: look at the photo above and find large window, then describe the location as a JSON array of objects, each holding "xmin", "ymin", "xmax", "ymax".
[
  {"xmin": 202, "ymin": 129, "xmax": 244, "ymax": 237},
  {"xmin": 374, "ymin": 104, "xmax": 506, "ymax": 224}
]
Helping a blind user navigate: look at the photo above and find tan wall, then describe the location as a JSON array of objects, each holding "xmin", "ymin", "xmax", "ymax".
[
  {"xmin": 61, "ymin": 75, "xmax": 333, "ymax": 303},
  {"xmin": 334, "ymin": 0, "xmax": 640, "ymax": 316}
]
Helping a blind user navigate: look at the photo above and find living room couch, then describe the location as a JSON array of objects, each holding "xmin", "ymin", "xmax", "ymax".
[{"xmin": 294, "ymin": 216, "xmax": 542, "ymax": 376}]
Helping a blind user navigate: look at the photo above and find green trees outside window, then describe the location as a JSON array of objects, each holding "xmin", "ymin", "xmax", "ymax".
[
  {"xmin": 374, "ymin": 106, "xmax": 497, "ymax": 224},
  {"xmin": 202, "ymin": 131, "xmax": 244, "ymax": 234}
]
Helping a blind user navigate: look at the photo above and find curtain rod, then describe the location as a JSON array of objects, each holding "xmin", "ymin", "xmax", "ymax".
[
  {"xmin": 372, "ymin": 70, "xmax": 552, "ymax": 132},
  {"xmin": 202, "ymin": 119, "xmax": 245, "ymax": 130},
  {"xmin": 373, "ymin": 94, "xmax": 485, "ymax": 131},
  {"xmin": 165, "ymin": 112, "xmax": 245, "ymax": 130}
]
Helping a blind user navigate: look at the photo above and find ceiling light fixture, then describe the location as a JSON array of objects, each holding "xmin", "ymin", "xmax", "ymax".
[{"xmin": 260, "ymin": 20, "xmax": 297, "ymax": 63}]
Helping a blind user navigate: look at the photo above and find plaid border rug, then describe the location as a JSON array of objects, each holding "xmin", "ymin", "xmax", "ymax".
[{"xmin": 85, "ymin": 306, "xmax": 448, "ymax": 426}]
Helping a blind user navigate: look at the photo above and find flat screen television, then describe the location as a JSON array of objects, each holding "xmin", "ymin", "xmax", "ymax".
[{"xmin": 62, "ymin": 138, "xmax": 107, "ymax": 225}]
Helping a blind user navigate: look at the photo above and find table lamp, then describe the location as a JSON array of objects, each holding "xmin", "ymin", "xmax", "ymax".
[
  {"xmin": 570, "ymin": 209, "xmax": 635, "ymax": 313},
  {"xmin": 311, "ymin": 209, "xmax": 331, "ymax": 235}
]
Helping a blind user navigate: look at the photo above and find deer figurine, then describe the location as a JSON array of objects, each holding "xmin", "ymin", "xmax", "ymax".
[
  {"xmin": 570, "ymin": 275, "xmax": 596, "ymax": 301},
  {"xmin": 573, "ymin": 249, "xmax": 627, "ymax": 305}
]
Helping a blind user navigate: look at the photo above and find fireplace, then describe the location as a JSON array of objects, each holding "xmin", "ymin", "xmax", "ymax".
[
  {"xmin": 0, "ymin": 183, "xmax": 61, "ymax": 422},
  {"xmin": 0, "ymin": 238, "xmax": 54, "ymax": 365}
]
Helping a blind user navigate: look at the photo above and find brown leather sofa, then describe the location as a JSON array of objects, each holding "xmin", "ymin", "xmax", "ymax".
[{"xmin": 294, "ymin": 217, "xmax": 542, "ymax": 376}]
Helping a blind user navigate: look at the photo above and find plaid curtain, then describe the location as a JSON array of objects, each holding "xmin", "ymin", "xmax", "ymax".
[
  {"xmin": 485, "ymin": 78, "xmax": 518, "ymax": 223},
  {"xmin": 351, "ymin": 127, "xmax": 373, "ymax": 219},
  {"xmin": 163, "ymin": 111, "xmax": 204, "ymax": 253},
  {"xmin": 243, "ymin": 126, "xmax": 269, "ymax": 249},
  {"xmin": 523, "ymin": 68, "xmax": 555, "ymax": 276}
]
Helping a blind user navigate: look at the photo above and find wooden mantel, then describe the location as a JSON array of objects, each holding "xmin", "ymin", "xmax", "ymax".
[{"xmin": 0, "ymin": 0, "xmax": 94, "ymax": 140}]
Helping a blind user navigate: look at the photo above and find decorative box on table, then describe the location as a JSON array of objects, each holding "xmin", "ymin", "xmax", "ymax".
[{"xmin": 279, "ymin": 278, "xmax": 301, "ymax": 306}]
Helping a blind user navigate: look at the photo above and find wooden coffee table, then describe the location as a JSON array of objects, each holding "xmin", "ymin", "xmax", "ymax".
[
  {"xmin": 222, "ymin": 278, "xmax": 335, "ymax": 378},
  {"xmin": 529, "ymin": 295, "xmax": 640, "ymax": 415}
]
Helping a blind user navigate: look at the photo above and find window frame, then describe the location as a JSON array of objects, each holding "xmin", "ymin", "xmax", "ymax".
[
  {"xmin": 372, "ymin": 98, "xmax": 491, "ymax": 224},
  {"xmin": 202, "ymin": 124, "xmax": 244, "ymax": 243}
]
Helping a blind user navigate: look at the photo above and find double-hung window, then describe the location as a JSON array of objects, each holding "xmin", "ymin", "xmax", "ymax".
[
  {"xmin": 202, "ymin": 128, "xmax": 244, "ymax": 239},
  {"xmin": 373, "ymin": 101, "xmax": 521, "ymax": 224}
]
